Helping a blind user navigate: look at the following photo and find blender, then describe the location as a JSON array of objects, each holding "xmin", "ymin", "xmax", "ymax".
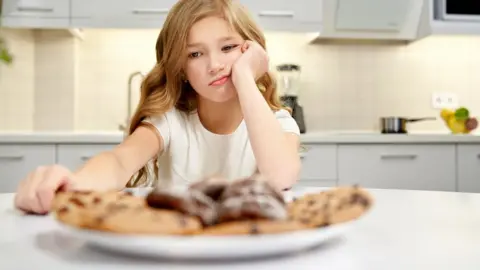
[{"xmin": 276, "ymin": 64, "xmax": 306, "ymax": 133}]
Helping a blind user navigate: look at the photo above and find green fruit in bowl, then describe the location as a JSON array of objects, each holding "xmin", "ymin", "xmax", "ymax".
[{"xmin": 455, "ymin": 107, "xmax": 470, "ymax": 121}]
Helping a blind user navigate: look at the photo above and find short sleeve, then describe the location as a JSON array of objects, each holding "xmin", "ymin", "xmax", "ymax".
[
  {"xmin": 275, "ymin": 109, "xmax": 300, "ymax": 135},
  {"xmin": 141, "ymin": 112, "xmax": 171, "ymax": 152}
]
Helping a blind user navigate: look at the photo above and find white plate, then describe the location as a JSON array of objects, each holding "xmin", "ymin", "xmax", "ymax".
[{"xmin": 58, "ymin": 221, "xmax": 354, "ymax": 260}]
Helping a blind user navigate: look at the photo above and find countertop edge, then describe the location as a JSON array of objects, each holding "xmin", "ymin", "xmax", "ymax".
[{"xmin": 1, "ymin": 132, "xmax": 480, "ymax": 144}]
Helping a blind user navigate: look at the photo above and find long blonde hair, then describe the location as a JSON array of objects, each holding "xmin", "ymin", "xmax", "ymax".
[{"xmin": 126, "ymin": 0, "xmax": 286, "ymax": 187}]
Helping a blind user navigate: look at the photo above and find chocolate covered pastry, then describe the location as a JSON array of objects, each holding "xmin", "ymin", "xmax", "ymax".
[{"xmin": 146, "ymin": 188, "xmax": 218, "ymax": 226}]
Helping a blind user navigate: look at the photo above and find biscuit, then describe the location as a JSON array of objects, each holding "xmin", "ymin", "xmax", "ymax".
[
  {"xmin": 146, "ymin": 188, "xmax": 218, "ymax": 226},
  {"xmin": 200, "ymin": 219, "xmax": 308, "ymax": 236},
  {"xmin": 287, "ymin": 185, "xmax": 373, "ymax": 228},
  {"xmin": 52, "ymin": 190, "xmax": 202, "ymax": 235}
]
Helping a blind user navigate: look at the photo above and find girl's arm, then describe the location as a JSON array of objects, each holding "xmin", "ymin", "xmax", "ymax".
[
  {"xmin": 234, "ymin": 75, "xmax": 301, "ymax": 190},
  {"xmin": 71, "ymin": 126, "xmax": 163, "ymax": 190}
]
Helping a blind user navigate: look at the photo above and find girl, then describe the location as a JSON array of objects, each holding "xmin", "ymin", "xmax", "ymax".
[{"xmin": 14, "ymin": 0, "xmax": 301, "ymax": 215}]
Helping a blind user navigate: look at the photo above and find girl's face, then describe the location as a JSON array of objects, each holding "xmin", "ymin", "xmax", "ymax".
[{"xmin": 184, "ymin": 16, "xmax": 244, "ymax": 103}]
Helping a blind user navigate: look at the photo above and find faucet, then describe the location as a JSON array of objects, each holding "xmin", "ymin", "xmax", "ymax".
[{"xmin": 119, "ymin": 71, "xmax": 146, "ymax": 131}]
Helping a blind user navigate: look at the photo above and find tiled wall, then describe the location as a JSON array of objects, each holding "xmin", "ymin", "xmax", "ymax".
[
  {"xmin": 2, "ymin": 28, "xmax": 480, "ymax": 132},
  {"xmin": 0, "ymin": 29, "xmax": 35, "ymax": 130}
]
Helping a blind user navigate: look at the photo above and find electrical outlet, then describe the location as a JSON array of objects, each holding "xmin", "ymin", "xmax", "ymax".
[{"xmin": 431, "ymin": 92, "xmax": 459, "ymax": 109}]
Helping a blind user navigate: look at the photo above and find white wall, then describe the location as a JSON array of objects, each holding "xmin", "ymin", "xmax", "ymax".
[
  {"xmin": 1, "ymin": 28, "xmax": 480, "ymax": 132},
  {"xmin": 0, "ymin": 28, "xmax": 35, "ymax": 131}
]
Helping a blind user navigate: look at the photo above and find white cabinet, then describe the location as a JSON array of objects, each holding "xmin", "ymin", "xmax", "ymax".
[
  {"xmin": 1, "ymin": 0, "xmax": 69, "ymax": 28},
  {"xmin": 239, "ymin": 0, "xmax": 322, "ymax": 32},
  {"xmin": 0, "ymin": 144, "xmax": 56, "ymax": 193},
  {"xmin": 70, "ymin": 0, "xmax": 178, "ymax": 28},
  {"xmin": 56, "ymin": 144, "xmax": 118, "ymax": 171},
  {"xmin": 297, "ymin": 144, "xmax": 337, "ymax": 188},
  {"xmin": 338, "ymin": 144, "xmax": 456, "ymax": 192},
  {"xmin": 457, "ymin": 145, "xmax": 480, "ymax": 193}
]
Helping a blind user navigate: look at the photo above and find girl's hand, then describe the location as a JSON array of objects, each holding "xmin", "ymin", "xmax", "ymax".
[{"xmin": 232, "ymin": 40, "xmax": 269, "ymax": 86}]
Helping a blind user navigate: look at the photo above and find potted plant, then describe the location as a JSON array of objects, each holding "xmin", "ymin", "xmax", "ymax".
[{"xmin": 0, "ymin": 37, "xmax": 13, "ymax": 64}]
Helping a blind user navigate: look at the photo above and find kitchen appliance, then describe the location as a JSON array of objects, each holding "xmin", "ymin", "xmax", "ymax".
[
  {"xmin": 312, "ymin": 0, "xmax": 430, "ymax": 42},
  {"xmin": 435, "ymin": 0, "xmax": 480, "ymax": 22},
  {"xmin": 380, "ymin": 117, "xmax": 436, "ymax": 134},
  {"xmin": 276, "ymin": 64, "xmax": 306, "ymax": 134}
]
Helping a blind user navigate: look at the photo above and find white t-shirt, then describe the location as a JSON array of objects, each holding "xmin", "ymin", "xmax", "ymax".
[{"xmin": 144, "ymin": 108, "xmax": 300, "ymax": 187}]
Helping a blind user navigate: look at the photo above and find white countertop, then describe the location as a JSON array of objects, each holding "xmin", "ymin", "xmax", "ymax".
[
  {"xmin": 1, "ymin": 130, "xmax": 480, "ymax": 144},
  {"xmin": 1, "ymin": 187, "xmax": 480, "ymax": 269}
]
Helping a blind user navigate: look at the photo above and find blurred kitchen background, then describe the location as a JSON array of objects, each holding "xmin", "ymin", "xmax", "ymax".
[{"xmin": 1, "ymin": 0, "xmax": 480, "ymax": 133}]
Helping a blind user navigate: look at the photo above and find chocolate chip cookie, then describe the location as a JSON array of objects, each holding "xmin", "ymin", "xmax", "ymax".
[
  {"xmin": 52, "ymin": 190, "xmax": 202, "ymax": 235},
  {"xmin": 287, "ymin": 185, "xmax": 373, "ymax": 228},
  {"xmin": 200, "ymin": 219, "xmax": 308, "ymax": 236}
]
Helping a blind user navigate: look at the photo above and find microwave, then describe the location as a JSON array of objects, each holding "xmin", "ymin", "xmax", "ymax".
[{"xmin": 436, "ymin": 0, "xmax": 480, "ymax": 22}]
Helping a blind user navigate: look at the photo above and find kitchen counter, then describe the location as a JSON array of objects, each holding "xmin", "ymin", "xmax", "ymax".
[
  {"xmin": 1, "ymin": 187, "xmax": 479, "ymax": 269},
  {"xmin": 1, "ymin": 131, "xmax": 480, "ymax": 144}
]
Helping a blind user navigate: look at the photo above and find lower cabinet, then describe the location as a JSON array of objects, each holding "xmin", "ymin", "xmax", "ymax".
[
  {"xmin": 457, "ymin": 145, "xmax": 480, "ymax": 193},
  {"xmin": 337, "ymin": 144, "xmax": 457, "ymax": 192},
  {"xmin": 0, "ymin": 144, "xmax": 56, "ymax": 193}
]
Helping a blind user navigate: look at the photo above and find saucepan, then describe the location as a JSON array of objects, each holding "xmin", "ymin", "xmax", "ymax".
[{"xmin": 380, "ymin": 117, "xmax": 436, "ymax": 134}]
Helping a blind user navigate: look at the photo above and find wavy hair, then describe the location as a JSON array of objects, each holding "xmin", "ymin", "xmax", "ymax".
[{"xmin": 126, "ymin": 0, "xmax": 286, "ymax": 187}]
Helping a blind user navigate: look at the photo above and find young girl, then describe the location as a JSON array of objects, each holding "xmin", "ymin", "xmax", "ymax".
[{"xmin": 14, "ymin": 0, "xmax": 301, "ymax": 215}]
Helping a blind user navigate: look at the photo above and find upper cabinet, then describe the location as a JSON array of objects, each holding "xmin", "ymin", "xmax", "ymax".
[
  {"xmin": 239, "ymin": 0, "xmax": 322, "ymax": 32},
  {"xmin": 70, "ymin": 0, "xmax": 178, "ymax": 29},
  {"xmin": 1, "ymin": 0, "xmax": 323, "ymax": 32},
  {"xmin": 1, "ymin": 0, "xmax": 69, "ymax": 28}
]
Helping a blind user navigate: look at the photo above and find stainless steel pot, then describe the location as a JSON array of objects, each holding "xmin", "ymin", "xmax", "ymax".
[{"xmin": 380, "ymin": 117, "xmax": 436, "ymax": 134}]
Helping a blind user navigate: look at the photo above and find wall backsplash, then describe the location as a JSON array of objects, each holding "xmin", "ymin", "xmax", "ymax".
[{"xmin": 1, "ymin": 27, "xmax": 480, "ymax": 133}]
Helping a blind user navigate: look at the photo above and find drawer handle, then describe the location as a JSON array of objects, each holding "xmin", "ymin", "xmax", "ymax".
[
  {"xmin": 0, "ymin": 155, "xmax": 24, "ymax": 161},
  {"xmin": 258, "ymin": 11, "xmax": 295, "ymax": 17},
  {"xmin": 81, "ymin": 155, "xmax": 92, "ymax": 161},
  {"xmin": 380, "ymin": 154, "xmax": 417, "ymax": 160},
  {"xmin": 132, "ymin": 9, "xmax": 169, "ymax": 14},
  {"xmin": 17, "ymin": 6, "xmax": 54, "ymax": 12}
]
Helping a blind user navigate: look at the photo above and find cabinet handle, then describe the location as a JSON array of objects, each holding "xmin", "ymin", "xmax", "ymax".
[
  {"xmin": 17, "ymin": 6, "xmax": 54, "ymax": 12},
  {"xmin": 380, "ymin": 154, "xmax": 417, "ymax": 160},
  {"xmin": 81, "ymin": 156, "xmax": 92, "ymax": 161},
  {"xmin": 0, "ymin": 155, "xmax": 24, "ymax": 161},
  {"xmin": 258, "ymin": 11, "xmax": 295, "ymax": 18},
  {"xmin": 132, "ymin": 9, "xmax": 169, "ymax": 14}
]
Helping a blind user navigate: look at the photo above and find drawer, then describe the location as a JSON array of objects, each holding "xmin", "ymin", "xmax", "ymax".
[
  {"xmin": 2, "ymin": 0, "xmax": 69, "ymax": 18},
  {"xmin": 57, "ymin": 144, "xmax": 118, "ymax": 172},
  {"xmin": 338, "ymin": 144, "xmax": 456, "ymax": 192},
  {"xmin": 299, "ymin": 144, "xmax": 337, "ymax": 180},
  {"xmin": 0, "ymin": 144, "xmax": 56, "ymax": 193},
  {"xmin": 457, "ymin": 145, "xmax": 480, "ymax": 193},
  {"xmin": 239, "ymin": 0, "xmax": 321, "ymax": 32}
]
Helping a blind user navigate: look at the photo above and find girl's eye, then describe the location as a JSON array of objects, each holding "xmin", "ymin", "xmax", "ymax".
[
  {"xmin": 188, "ymin": 52, "xmax": 201, "ymax": 58},
  {"xmin": 222, "ymin": 44, "xmax": 238, "ymax": 52}
]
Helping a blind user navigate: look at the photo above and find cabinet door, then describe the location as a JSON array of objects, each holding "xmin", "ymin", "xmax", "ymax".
[
  {"xmin": 57, "ymin": 144, "xmax": 118, "ymax": 172},
  {"xmin": 239, "ymin": 0, "xmax": 322, "ymax": 32},
  {"xmin": 338, "ymin": 144, "xmax": 456, "ymax": 192},
  {"xmin": 1, "ymin": 0, "xmax": 69, "ymax": 27},
  {"xmin": 71, "ymin": 0, "xmax": 177, "ymax": 28},
  {"xmin": 300, "ymin": 144, "xmax": 337, "ymax": 180},
  {"xmin": 0, "ymin": 144, "xmax": 56, "ymax": 193},
  {"xmin": 457, "ymin": 145, "xmax": 480, "ymax": 193}
]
